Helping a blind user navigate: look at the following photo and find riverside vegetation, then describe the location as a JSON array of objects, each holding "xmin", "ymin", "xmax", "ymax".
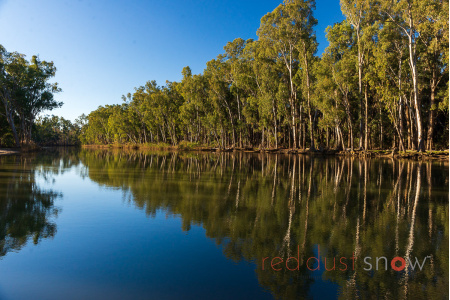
[{"xmin": 1, "ymin": 0, "xmax": 449, "ymax": 156}]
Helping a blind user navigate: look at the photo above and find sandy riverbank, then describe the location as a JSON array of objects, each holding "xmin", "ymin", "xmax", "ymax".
[{"xmin": 0, "ymin": 149, "xmax": 20, "ymax": 156}]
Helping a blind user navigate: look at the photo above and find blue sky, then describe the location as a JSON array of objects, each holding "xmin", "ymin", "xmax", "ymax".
[{"xmin": 0, "ymin": 0, "xmax": 344, "ymax": 121}]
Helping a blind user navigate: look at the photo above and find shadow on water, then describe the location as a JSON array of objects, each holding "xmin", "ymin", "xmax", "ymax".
[{"xmin": 72, "ymin": 149, "xmax": 448, "ymax": 300}]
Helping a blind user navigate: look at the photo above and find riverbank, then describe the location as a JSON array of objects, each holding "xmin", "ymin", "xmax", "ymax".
[
  {"xmin": 0, "ymin": 144, "xmax": 48, "ymax": 156},
  {"xmin": 0, "ymin": 148, "xmax": 20, "ymax": 156},
  {"xmin": 80, "ymin": 144, "xmax": 449, "ymax": 161}
]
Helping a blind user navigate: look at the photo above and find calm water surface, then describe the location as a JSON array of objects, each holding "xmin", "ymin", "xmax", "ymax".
[{"xmin": 0, "ymin": 149, "xmax": 448, "ymax": 299}]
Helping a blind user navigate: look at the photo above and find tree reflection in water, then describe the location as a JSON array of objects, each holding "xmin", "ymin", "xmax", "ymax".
[
  {"xmin": 0, "ymin": 154, "xmax": 63, "ymax": 257},
  {"xmin": 77, "ymin": 149, "xmax": 448, "ymax": 300}
]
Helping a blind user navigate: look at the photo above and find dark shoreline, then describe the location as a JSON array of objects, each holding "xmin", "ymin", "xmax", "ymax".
[
  {"xmin": 0, "ymin": 149, "xmax": 20, "ymax": 156},
  {"xmin": 79, "ymin": 145, "xmax": 449, "ymax": 161},
  {"xmin": 1, "ymin": 145, "xmax": 447, "ymax": 161}
]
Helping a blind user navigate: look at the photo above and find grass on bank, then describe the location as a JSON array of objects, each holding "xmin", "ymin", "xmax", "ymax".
[
  {"xmin": 82, "ymin": 141, "xmax": 204, "ymax": 151},
  {"xmin": 81, "ymin": 142, "xmax": 448, "ymax": 155}
]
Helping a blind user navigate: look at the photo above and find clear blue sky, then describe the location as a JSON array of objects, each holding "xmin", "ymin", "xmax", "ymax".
[{"xmin": 0, "ymin": 0, "xmax": 344, "ymax": 121}]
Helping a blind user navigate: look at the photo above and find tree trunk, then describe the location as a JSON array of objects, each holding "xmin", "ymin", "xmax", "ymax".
[
  {"xmin": 309, "ymin": 113, "xmax": 315, "ymax": 150},
  {"xmin": 399, "ymin": 95, "xmax": 405, "ymax": 151},
  {"xmin": 262, "ymin": 127, "xmax": 265, "ymax": 149},
  {"xmin": 237, "ymin": 93, "xmax": 242, "ymax": 148},
  {"xmin": 303, "ymin": 50, "xmax": 315, "ymax": 151},
  {"xmin": 426, "ymin": 85, "xmax": 436, "ymax": 150},
  {"xmin": 6, "ymin": 110, "xmax": 20, "ymax": 147},
  {"xmin": 398, "ymin": 57, "xmax": 405, "ymax": 151},
  {"xmin": 291, "ymin": 108, "xmax": 296, "ymax": 149},
  {"xmin": 302, "ymin": 123, "xmax": 306, "ymax": 149},
  {"xmin": 288, "ymin": 47, "xmax": 297, "ymax": 149},
  {"xmin": 273, "ymin": 109, "xmax": 278, "ymax": 149},
  {"xmin": 364, "ymin": 83, "xmax": 368, "ymax": 150},
  {"xmin": 406, "ymin": 6, "xmax": 424, "ymax": 151},
  {"xmin": 299, "ymin": 106, "xmax": 303, "ymax": 149},
  {"xmin": 357, "ymin": 26, "xmax": 364, "ymax": 150},
  {"xmin": 326, "ymin": 127, "xmax": 329, "ymax": 148},
  {"xmin": 379, "ymin": 104, "xmax": 383, "ymax": 149},
  {"xmin": 349, "ymin": 122, "xmax": 354, "ymax": 151},
  {"xmin": 1, "ymin": 92, "xmax": 20, "ymax": 147},
  {"xmin": 405, "ymin": 101, "xmax": 413, "ymax": 149}
]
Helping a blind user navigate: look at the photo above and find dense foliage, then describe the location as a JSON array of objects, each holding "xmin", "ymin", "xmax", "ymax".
[
  {"xmin": 0, "ymin": 46, "xmax": 62, "ymax": 147},
  {"xmin": 32, "ymin": 115, "xmax": 84, "ymax": 146},
  {"xmin": 80, "ymin": 0, "xmax": 449, "ymax": 151}
]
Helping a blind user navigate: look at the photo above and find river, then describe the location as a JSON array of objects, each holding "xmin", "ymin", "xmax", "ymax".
[{"xmin": 0, "ymin": 149, "xmax": 448, "ymax": 299}]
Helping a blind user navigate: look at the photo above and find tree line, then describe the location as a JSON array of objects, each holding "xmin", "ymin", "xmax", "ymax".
[
  {"xmin": 81, "ymin": 0, "xmax": 448, "ymax": 151},
  {"xmin": 1, "ymin": 0, "xmax": 448, "ymax": 151}
]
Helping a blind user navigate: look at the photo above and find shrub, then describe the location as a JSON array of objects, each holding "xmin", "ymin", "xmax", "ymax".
[{"xmin": 1, "ymin": 133, "xmax": 15, "ymax": 147}]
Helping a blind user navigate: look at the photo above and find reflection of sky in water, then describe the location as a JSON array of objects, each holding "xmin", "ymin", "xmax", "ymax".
[{"xmin": 0, "ymin": 161, "xmax": 272, "ymax": 300}]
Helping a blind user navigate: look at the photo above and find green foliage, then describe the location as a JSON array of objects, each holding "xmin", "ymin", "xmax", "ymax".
[
  {"xmin": 1, "ymin": 133, "xmax": 15, "ymax": 147},
  {"xmin": 33, "ymin": 115, "xmax": 81, "ymax": 146},
  {"xmin": 0, "ymin": 45, "xmax": 62, "ymax": 147},
  {"xmin": 177, "ymin": 141, "xmax": 200, "ymax": 151}
]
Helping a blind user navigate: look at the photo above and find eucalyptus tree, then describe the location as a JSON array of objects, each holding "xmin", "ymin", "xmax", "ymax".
[
  {"xmin": 162, "ymin": 81, "xmax": 183, "ymax": 145},
  {"xmin": 223, "ymin": 38, "xmax": 254, "ymax": 147},
  {"xmin": 247, "ymin": 40, "xmax": 281, "ymax": 148},
  {"xmin": 178, "ymin": 69, "xmax": 213, "ymax": 144},
  {"xmin": 82, "ymin": 105, "xmax": 114, "ymax": 144},
  {"xmin": 257, "ymin": 2, "xmax": 301, "ymax": 148},
  {"xmin": 314, "ymin": 55, "xmax": 346, "ymax": 150},
  {"xmin": 325, "ymin": 20, "xmax": 358, "ymax": 150},
  {"xmin": 132, "ymin": 82, "xmax": 159, "ymax": 143},
  {"xmin": 340, "ymin": 0, "xmax": 371, "ymax": 149},
  {"xmin": 19, "ymin": 55, "xmax": 62, "ymax": 143},
  {"xmin": 419, "ymin": 0, "xmax": 449, "ymax": 150},
  {"xmin": 0, "ymin": 48, "xmax": 26, "ymax": 146},
  {"xmin": 257, "ymin": 0, "xmax": 318, "ymax": 149},
  {"xmin": 107, "ymin": 104, "xmax": 138, "ymax": 143},
  {"xmin": 0, "ymin": 110, "xmax": 13, "ymax": 147},
  {"xmin": 380, "ymin": 0, "xmax": 428, "ymax": 151},
  {"xmin": 291, "ymin": 0, "xmax": 318, "ymax": 150},
  {"xmin": 178, "ymin": 66, "xmax": 198, "ymax": 142},
  {"xmin": 124, "ymin": 91, "xmax": 149, "ymax": 144},
  {"xmin": 128, "ymin": 80, "xmax": 182, "ymax": 145},
  {"xmin": 204, "ymin": 57, "xmax": 237, "ymax": 148},
  {"xmin": 0, "ymin": 46, "xmax": 61, "ymax": 146},
  {"xmin": 373, "ymin": 19, "xmax": 410, "ymax": 150}
]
